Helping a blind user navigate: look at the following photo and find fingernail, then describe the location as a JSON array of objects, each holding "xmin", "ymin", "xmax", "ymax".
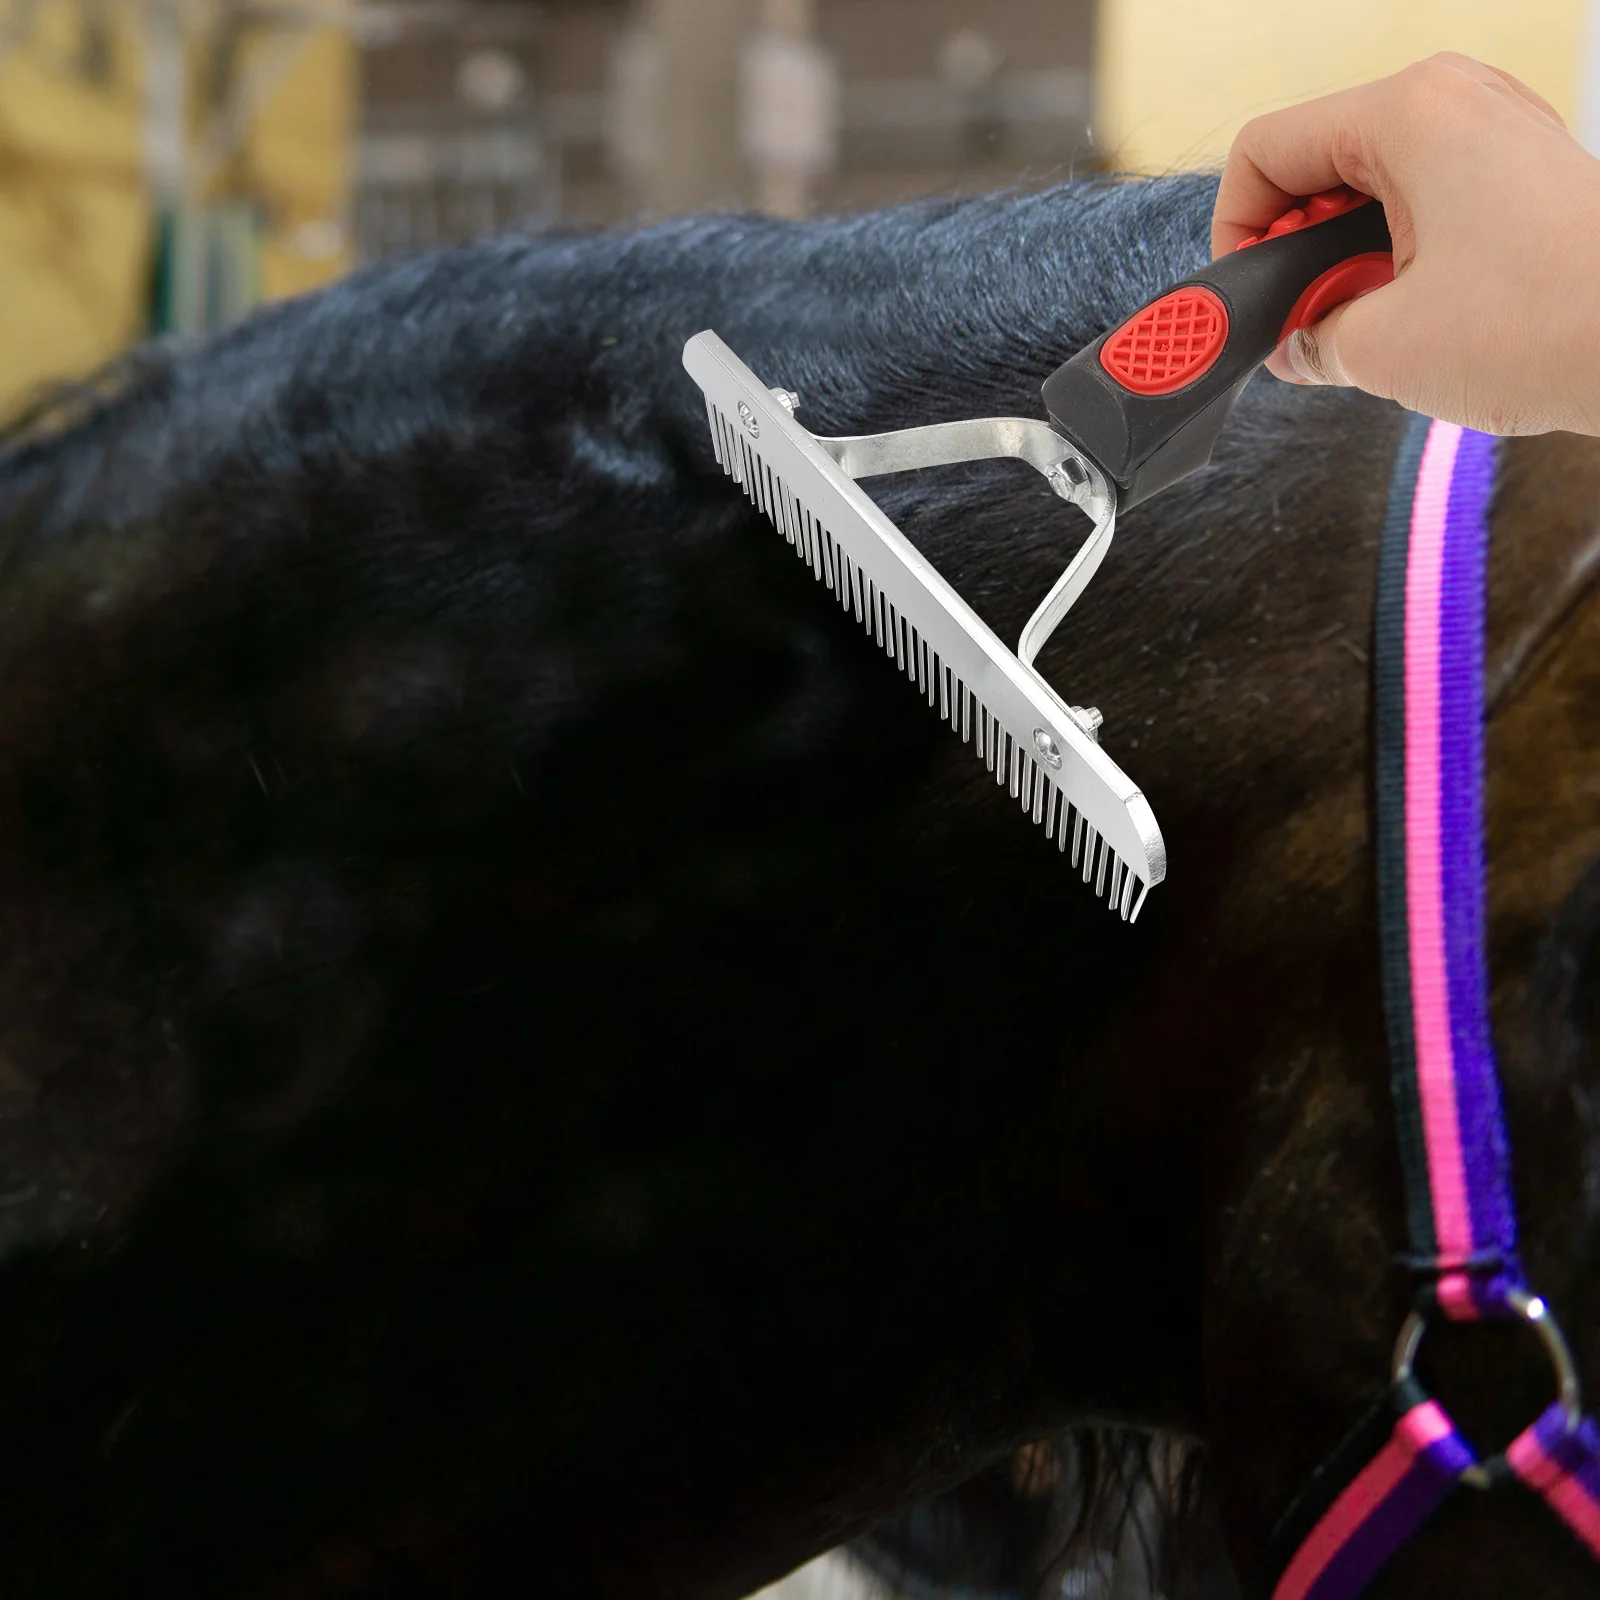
[{"xmin": 1265, "ymin": 352, "xmax": 1308, "ymax": 386}]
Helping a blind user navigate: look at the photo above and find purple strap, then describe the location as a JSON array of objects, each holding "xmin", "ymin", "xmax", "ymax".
[
  {"xmin": 1268, "ymin": 417, "xmax": 1600, "ymax": 1597},
  {"xmin": 1373, "ymin": 417, "xmax": 1519, "ymax": 1315},
  {"xmin": 1508, "ymin": 1405, "xmax": 1600, "ymax": 1559},
  {"xmin": 1271, "ymin": 1398, "xmax": 1474, "ymax": 1600}
]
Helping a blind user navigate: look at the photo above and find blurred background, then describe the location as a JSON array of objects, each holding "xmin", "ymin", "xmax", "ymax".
[{"xmin": 2, "ymin": 0, "xmax": 1597, "ymax": 418}]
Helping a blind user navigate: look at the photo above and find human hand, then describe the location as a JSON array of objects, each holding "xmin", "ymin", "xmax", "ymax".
[{"xmin": 1212, "ymin": 52, "xmax": 1600, "ymax": 435}]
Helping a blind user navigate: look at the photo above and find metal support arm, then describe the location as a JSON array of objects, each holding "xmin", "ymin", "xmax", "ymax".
[{"xmin": 807, "ymin": 412, "xmax": 1119, "ymax": 669}]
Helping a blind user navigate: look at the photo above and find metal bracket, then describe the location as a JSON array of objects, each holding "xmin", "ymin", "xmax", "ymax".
[{"xmin": 806, "ymin": 412, "xmax": 1119, "ymax": 671}]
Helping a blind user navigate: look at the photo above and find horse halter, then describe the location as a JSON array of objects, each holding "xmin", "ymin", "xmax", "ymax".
[{"xmin": 1265, "ymin": 417, "xmax": 1600, "ymax": 1599}]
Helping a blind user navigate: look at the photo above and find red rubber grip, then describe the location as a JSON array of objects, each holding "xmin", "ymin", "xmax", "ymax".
[
  {"xmin": 1237, "ymin": 185, "xmax": 1395, "ymax": 342},
  {"xmin": 1278, "ymin": 252, "xmax": 1394, "ymax": 342},
  {"xmin": 1098, "ymin": 286, "xmax": 1229, "ymax": 396},
  {"xmin": 1236, "ymin": 184, "xmax": 1371, "ymax": 248}
]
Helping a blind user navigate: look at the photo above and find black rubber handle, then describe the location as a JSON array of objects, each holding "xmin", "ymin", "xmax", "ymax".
[{"xmin": 1041, "ymin": 196, "xmax": 1393, "ymax": 509}]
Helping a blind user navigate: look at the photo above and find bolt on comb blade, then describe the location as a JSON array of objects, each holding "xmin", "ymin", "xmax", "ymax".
[{"xmin": 683, "ymin": 332, "xmax": 1166, "ymax": 921}]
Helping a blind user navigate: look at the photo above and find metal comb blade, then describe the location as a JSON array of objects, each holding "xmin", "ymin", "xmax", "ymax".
[{"xmin": 683, "ymin": 332, "xmax": 1166, "ymax": 920}]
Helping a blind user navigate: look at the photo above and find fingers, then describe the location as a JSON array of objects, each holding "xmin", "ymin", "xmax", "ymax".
[
  {"xmin": 1210, "ymin": 53, "xmax": 1565, "ymax": 259},
  {"xmin": 1210, "ymin": 81, "xmax": 1383, "ymax": 255},
  {"xmin": 1261, "ymin": 263, "xmax": 1413, "ymax": 392},
  {"xmin": 1263, "ymin": 299, "xmax": 1358, "ymax": 388}
]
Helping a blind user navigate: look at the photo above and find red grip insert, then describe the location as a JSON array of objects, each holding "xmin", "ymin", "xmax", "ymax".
[
  {"xmin": 1231, "ymin": 184, "xmax": 1393, "ymax": 344},
  {"xmin": 1236, "ymin": 184, "xmax": 1371, "ymax": 249},
  {"xmin": 1278, "ymin": 252, "xmax": 1394, "ymax": 343},
  {"xmin": 1099, "ymin": 285, "xmax": 1229, "ymax": 396}
]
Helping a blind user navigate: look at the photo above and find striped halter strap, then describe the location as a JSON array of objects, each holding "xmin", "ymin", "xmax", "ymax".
[{"xmin": 1266, "ymin": 415, "xmax": 1600, "ymax": 1600}]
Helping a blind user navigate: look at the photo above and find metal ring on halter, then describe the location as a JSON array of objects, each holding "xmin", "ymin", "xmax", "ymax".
[{"xmin": 1391, "ymin": 1286, "xmax": 1582, "ymax": 1490}]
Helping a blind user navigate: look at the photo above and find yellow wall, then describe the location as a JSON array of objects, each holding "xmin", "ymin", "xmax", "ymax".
[
  {"xmin": 1096, "ymin": 0, "xmax": 1588, "ymax": 173},
  {"xmin": 0, "ymin": 3, "xmax": 353, "ymax": 420},
  {"xmin": 243, "ymin": 25, "xmax": 356, "ymax": 304},
  {"xmin": 0, "ymin": 4, "xmax": 148, "ymax": 418}
]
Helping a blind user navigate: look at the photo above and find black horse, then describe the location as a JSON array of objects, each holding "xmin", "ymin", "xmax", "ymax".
[{"xmin": 1, "ymin": 173, "xmax": 1598, "ymax": 1598}]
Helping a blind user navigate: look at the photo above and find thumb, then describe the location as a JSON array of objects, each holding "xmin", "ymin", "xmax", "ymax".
[{"xmin": 1275, "ymin": 297, "xmax": 1360, "ymax": 387}]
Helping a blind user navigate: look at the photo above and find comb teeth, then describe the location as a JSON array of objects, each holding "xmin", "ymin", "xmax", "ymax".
[{"xmin": 706, "ymin": 394, "xmax": 1151, "ymax": 922}]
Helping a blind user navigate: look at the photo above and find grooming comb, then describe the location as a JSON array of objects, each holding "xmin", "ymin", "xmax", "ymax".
[{"xmin": 684, "ymin": 188, "xmax": 1392, "ymax": 920}]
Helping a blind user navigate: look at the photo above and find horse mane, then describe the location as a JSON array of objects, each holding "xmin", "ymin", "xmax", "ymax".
[{"xmin": 0, "ymin": 172, "xmax": 1221, "ymax": 520}]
